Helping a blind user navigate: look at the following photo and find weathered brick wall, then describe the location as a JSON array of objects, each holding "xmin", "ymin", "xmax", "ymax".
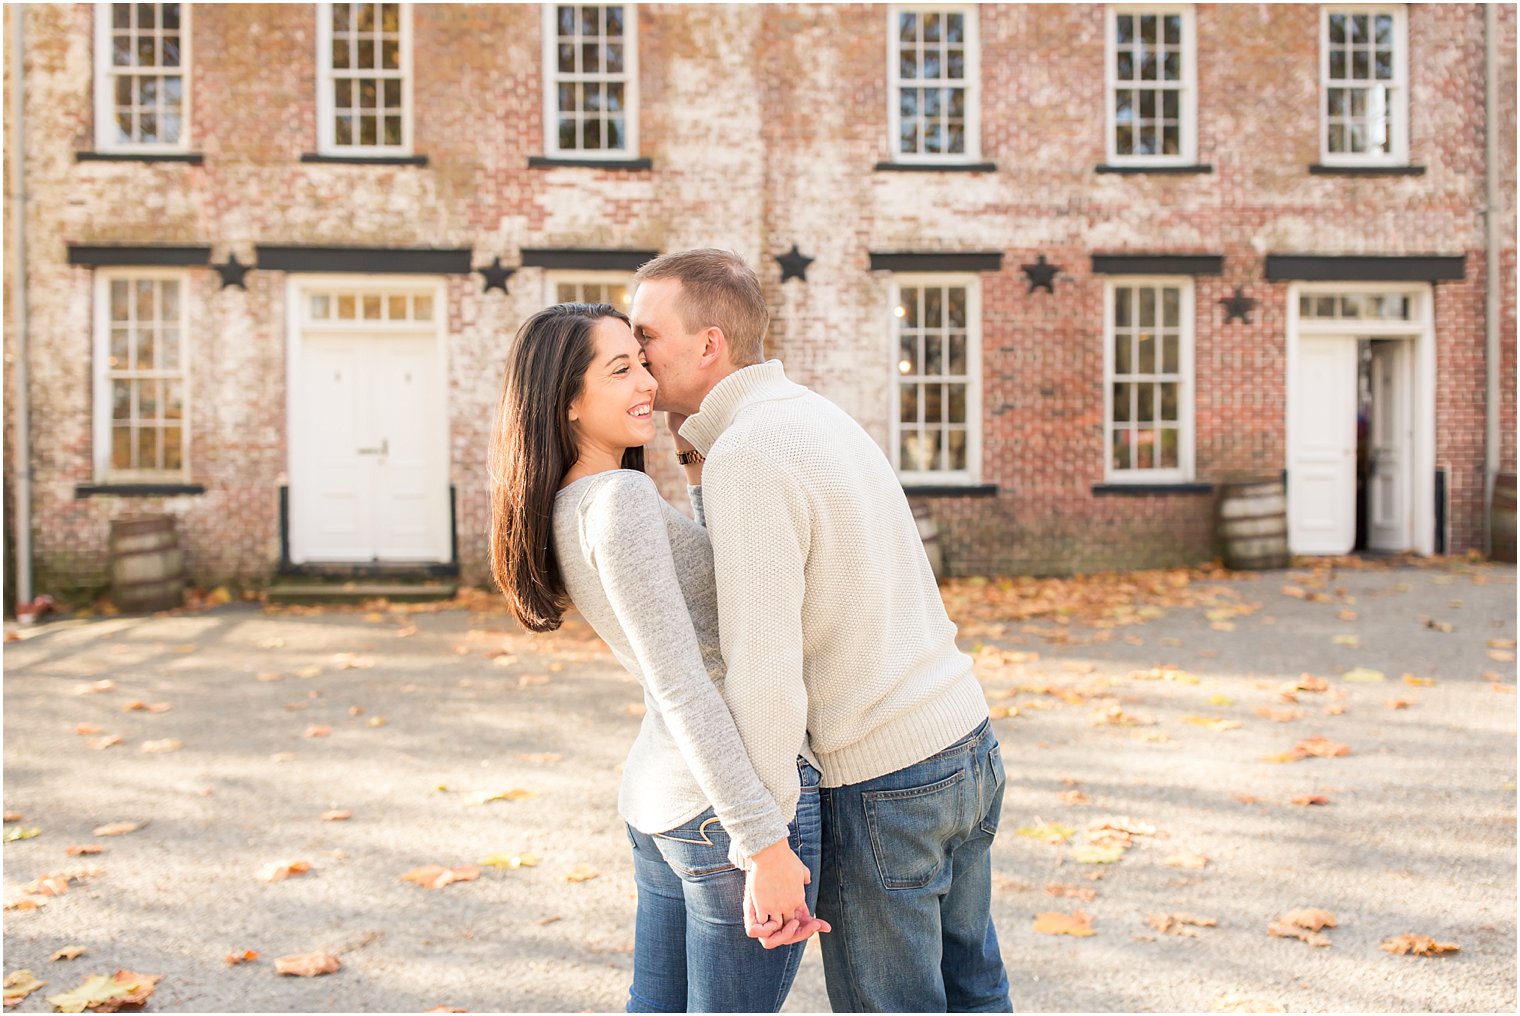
[{"xmin": 8, "ymin": 3, "xmax": 1515, "ymax": 597}]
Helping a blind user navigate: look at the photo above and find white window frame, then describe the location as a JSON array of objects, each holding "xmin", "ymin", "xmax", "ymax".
[
  {"xmin": 541, "ymin": 4, "xmax": 640, "ymax": 159},
  {"xmin": 1102, "ymin": 277, "xmax": 1195, "ymax": 483},
  {"xmin": 92, "ymin": 268, "xmax": 193, "ymax": 483},
  {"xmin": 1104, "ymin": 4, "xmax": 1197, "ymax": 166},
  {"xmin": 544, "ymin": 271, "xmax": 634, "ymax": 314},
  {"xmin": 1319, "ymin": 5, "xmax": 1409, "ymax": 166},
  {"xmin": 93, "ymin": 2, "xmax": 192, "ymax": 153},
  {"xmin": 889, "ymin": 274, "xmax": 982, "ymax": 485},
  {"xmin": 316, "ymin": 2, "xmax": 414, "ymax": 156},
  {"xmin": 886, "ymin": 5, "xmax": 981, "ymax": 165}
]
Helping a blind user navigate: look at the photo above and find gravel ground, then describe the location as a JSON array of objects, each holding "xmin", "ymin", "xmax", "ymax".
[{"xmin": 2, "ymin": 559, "xmax": 1514, "ymax": 1013}]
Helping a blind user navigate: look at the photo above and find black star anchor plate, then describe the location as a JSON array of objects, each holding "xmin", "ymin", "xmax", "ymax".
[
  {"xmin": 213, "ymin": 253, "xmax": 253, "ymax": 289},
  {"xmin": 1220, "ymin": 286, "xmax": 1258, "ymax": 324},
  {"xmin": 477, "ymin": 256, "xmax": 514, "ymax": 294},
  {"xmin": 775, "ymin": 244, "xmax": 814, "ymax": 283},
  {"xmin": 1021, "ymin": 254, "xmax": 1061, "ymax": 294}
]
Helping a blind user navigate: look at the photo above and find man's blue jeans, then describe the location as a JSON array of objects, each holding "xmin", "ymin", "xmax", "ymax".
[
  {"xmin": 817, "ymin": 719, "xmax": 1012, "ymax": 1012},
  {"xmin": 625, "ymin": 758, "xmax": 822, "ymax": 1013}
]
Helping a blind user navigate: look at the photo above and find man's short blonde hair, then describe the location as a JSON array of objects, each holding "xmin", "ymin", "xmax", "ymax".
[{"xmin": 633, "ymin": 249, "xmax": 769, "ymax": 366}]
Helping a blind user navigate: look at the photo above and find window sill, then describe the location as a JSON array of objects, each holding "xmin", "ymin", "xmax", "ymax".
[
  {"xmin": 1096, "ymin": 163, "xmax": 1213, "ymax": 175},
  {"xmin": 76, "ymin": 482, "xmax": 205, "ymax": 498},
  {"xmin": 1092, "ymin": 482, "xmax": 1213, "ymax": 496},
  {"xmin": 300, "ymin": 153, "xmax": 429, "ymax": 166},
  {"xmin": 528, "ymin": 155, "xmax": 653, "ymax": 170},
  {"xmin": 76, "ymin": 151, "xmax": 205, "ymax": 164},
  {"xmin": 874, "ymin": 161, "xmax": 998, "ymax": 173},
  {"xmin": 902, "ymin": 483, "xmax": 1000, "ymax": 498},
  {"xmin": 1308, "ymin": 163, "xmax": 1426, "ymax": 176}
]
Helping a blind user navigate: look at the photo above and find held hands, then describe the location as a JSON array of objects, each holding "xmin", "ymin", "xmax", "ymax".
[{"xmin": 742, "ymin": 838, "xmax": 831, "ymax": 950}]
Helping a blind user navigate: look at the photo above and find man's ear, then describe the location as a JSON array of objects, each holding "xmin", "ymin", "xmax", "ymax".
[{"xmin": 697, "ymin": 326, "xmax": 728, "ymax": 369}]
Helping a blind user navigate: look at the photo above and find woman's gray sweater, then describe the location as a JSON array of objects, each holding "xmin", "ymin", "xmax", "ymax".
[{"xmin": 552, "ymin": 469, "xmax": 793, "ymax": 865}]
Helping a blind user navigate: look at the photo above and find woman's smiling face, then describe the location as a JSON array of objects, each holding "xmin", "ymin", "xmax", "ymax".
[{"xmin": 567, "ymin": 315, "xmax": 659, "ymax": 460}]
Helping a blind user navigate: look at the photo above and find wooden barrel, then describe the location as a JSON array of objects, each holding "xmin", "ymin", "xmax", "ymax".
[
  {"xmin": 1217, "ymin": 478, "xmax": 1290, "ymax": 570},
  {"xmin": 910, "ymin": 502, "xmax": 945, "ymax": 581},
  {"xmin": 1492, "ymin": 472, "xmax": 1517, "ymax": 563},
  {"xmin": 110, "ymin": 515, "xmax": 186, "ymax": 612}
]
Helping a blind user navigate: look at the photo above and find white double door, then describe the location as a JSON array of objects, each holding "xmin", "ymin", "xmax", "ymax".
[
  {"xmin": 1288, "ymin": 336, "xmax": 1413, "ymax": 554},
  {"xmin": 288, "ymin": 279, "xmax": 451, "ymax": 564}
]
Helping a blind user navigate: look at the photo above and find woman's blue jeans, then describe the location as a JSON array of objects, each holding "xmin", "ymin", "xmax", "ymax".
[{"xmin": 625, "ymin": 758, "xmax": 822, "ymax": 1013}]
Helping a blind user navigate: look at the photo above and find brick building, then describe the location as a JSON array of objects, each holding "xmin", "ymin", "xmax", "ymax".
[{"xmin": 4, "ymin": 2, "xmax": 1515, "ymax": 603}]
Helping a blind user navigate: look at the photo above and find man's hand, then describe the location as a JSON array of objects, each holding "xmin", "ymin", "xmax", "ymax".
[{"xmin": 741, "ymin": 838, "xmax": 831, "ymax": 950}]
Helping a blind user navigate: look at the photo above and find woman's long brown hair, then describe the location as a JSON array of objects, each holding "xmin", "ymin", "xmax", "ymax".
[{"xmin": 488, "ymin": 303, "xmax": 644, "ymax": 631}]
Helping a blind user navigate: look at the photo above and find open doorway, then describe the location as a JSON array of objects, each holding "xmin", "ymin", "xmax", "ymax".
[{"xmin": 1355, "ymin": 338, "xmax": 1414, "ymax": 553}]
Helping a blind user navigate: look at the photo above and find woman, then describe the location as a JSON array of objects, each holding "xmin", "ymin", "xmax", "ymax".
[{"xmin": 488, "ymin": 303, "xmax": 826, "ymax": 1013}]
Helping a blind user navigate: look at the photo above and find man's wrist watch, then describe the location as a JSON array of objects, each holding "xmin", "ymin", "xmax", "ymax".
[{"xmin": 676, "ymin": 449, "xmax": 705, "ymax": 466}]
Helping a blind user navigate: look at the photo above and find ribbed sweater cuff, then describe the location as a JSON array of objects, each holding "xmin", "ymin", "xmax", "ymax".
[{"xmin": 815, "ymin": 675, "xmax": 990, "ymax": 789}]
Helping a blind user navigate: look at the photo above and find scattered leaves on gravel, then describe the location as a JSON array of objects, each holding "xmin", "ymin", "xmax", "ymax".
[
  {"xmin": 47, "ymin": 969, "xmax": 161, "ymax": 1012},
  {"xmin": 402, "ymin": 865, "xmax": 480, "ymax": 889}
]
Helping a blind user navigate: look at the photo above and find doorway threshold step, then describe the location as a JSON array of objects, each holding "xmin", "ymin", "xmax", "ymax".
[{"xmin": 265, "ymin": 581, "xmax": 458, "ymax": 605}]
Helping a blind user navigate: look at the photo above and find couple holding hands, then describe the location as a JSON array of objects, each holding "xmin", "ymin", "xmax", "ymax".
[{"xmin": 491, "ymin": 249, "xmax": 1011, "ymax": 1013}]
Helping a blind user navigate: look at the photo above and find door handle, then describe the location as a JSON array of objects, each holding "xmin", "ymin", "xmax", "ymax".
[{"xmin": 357, "ymin": 438, "xmax": 389, "ymax": 456}]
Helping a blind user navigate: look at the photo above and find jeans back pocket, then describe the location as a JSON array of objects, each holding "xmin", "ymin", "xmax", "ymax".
[{"xmin": 861, "ymin": 769, "xmax": 968, "ymax": 890}]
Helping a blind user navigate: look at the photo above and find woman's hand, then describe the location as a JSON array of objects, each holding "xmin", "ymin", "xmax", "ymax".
[
  {"xmin": 666, "ymin": 412, "xmax": 690, "ymax": 446},
  {"xmin": 742, "ymin": 838, "xmax": 830, "ymax": 949}
]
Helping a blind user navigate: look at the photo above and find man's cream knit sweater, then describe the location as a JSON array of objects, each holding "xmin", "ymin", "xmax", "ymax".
[{"xmin": 683, "ymin": 361, "xmax": 989, "ymax": 817}]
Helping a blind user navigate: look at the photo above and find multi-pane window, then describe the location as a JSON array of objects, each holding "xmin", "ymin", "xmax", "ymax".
[
  {"xmin": 318, "ymin": 3, "xmax": 410, "ymax": 153},
  {"xmin": 1106, "ymin": 280, "xmax": 1193, "ymax": 480},
  {"xmin": 1106, "ymin": 6, "xmax": 1195, "ymax": 163},
  {"xmin": 94, "ymin": 3, "xmax": 189, "ymax": 151},
  {"xmin": 1322, "ymin": 7, "xmax": 1407, "ymax": 163},
  {"xmin": 552, "ymin": 275, "xmax": 632, "ymax": 314},
  {"xmin": 892, "ymin": 279, "xmax": 980, "ymax": 480},
  {"xmin": 543, "ymin": 5, "xmax": 637, "ymax": 157},
  {"xmin": 95, "ymin": 272, "xmax": 189, "ymax": 480},
  {"xmin": 1298, "ymin": 290, "xmax": 1416, "ymax": 322},
  {"xmin": 888, "ymin": 6, "xmax": 979, "ymax": 162}
]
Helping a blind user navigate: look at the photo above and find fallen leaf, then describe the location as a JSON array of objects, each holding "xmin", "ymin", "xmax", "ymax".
[
  {"xmin": 1343, "ymin": 667, "xmax": 1385, "ymax": 683},
  {"xmin": 1267, "ymin": 908, "xmax": 1337, "ymax": 947},
  {"xmin": 1290, "ymin": 794, "xmax": 1330, "ymax": 806},
  {"xmin": 320, "ymin": 810, "xmax": 352, "ymax": 822},
  {"xmin": 396, "ymin": 625, "xmax": 419, "ymax": 638},
  {"xmin": 1293, "ymin": 736, "xmax": 1351, "ymax": 758},
  {"xmin": 3, "ymin": 970, "xmax": 46, "ymax": 1007},
  {"xmin": 1059, "ymin": 790, "xmax": 1092, "ymax": 806},
  {"xmin": 1385, "ymin": 698, "xmax": 1415, "ymax": 710},
  {"xmin": 347, "ymin": 706, "xmax": 363, "ymax": 716},
  {"xmin": 465, "ymin": 789, "xmax": 537, "ymax": 805},
  {"xmin": 1234, "ymin": 794, "xmax": 1264, "ymax": 805},
  {"xmin": 4, "ymin": 826, "xmax": 41, "ymax": 842},
  {"xmin": 332, "ymin": 653, "xmax": 375, "ymax": 670},
  {"xmin": 1487, "ymin": 649, "xmax": 1515, "ymax": 662},
  {"xmin": 50, "ymin": 946, "xmax": 87, "ymax": 961},
  {"xmin": 223, "ymin": 951, "xmax": 258, "ymax": 966},
  {"xmin": 1331, "ymin": 634, "xmax": 1361, "ymax": 648},
  {"xmin": 1324, "ymin": 703, "xmax": 1346, "ymax": 715},
  {"xmin": 1293, "ymin": 674, "xmax": 1330, "ymax": 692},
  {"xmin": 90, "ymin": 822, "xmax": 142, "ymax": 838},
  {"xmin": 1380, "ymin": 933, "xmax": 1460, "ymax": 956},
  {"xmin": 2, "ymin": 811, "xmax": 21, "ymax": 823},
  {"xmin": 5, "ymin": 898, "xmax": 41, "ymax": 912},
  {"xmin": 1403, "ymin": 674, "xmax": 1436, "ymax": 687},
  {"xmin": 255, "ymin": 672, "xmax": 283, "ymax": 683},
  {"xmin": 46, "ymin": 969, "xmax": 161, "ymax": 1012},
  {"xmin": 1337, "ymin": 609, "xmax": 1358, "ymax": 621},
  {"xmin": 65, "ymin": 845, "xmax": 104, "ymax": 857},
  {"xmin": 21, "ymin": 874, "xmax": 74, "ymax": 897},
  {"xmin": 74, "ymin": 724, "xmax": 103, "ymax": 736},
  {"xmin": 1182, "ymin": 715, "xmax": 1242, "ymax": 732},
  {"xmin": 256, "ymin": 860, "xmax": 312, "ymax": 883},
  {"xmin": 1148, "ymin": 912, "xmax": 1217, "ymax": 936},
  {"xmin": 1281, "ymin": 585, "xmax": 1308, "ymax": 599},
  {"xmin": 517, "ymin": 673, "xmax": 551, "ymax": 687},
  {"xmin": 1423, "ymin": 618, "xmax": 1454, "ymax": 633},
  {"xmin": 1489, "ymin": 639, "xmax": 1517, "ymax": 650},
  {"xmin": 481, "ymin": 853, "xmax": 541, "ymax": 869},
  {"xmin": 536, "ymin": 915, "xmax": 562, "ymax": 926},
  {"xmin": 425, "ymin": 1008, "xmax": 468, "ymax": 1014},
  {"xmin": 366, "ymin": 715, "xmax": 388, "ymax": 728},
  {"xmin": 1164, "ymin": 851, "xmax": 1210, "ymax": 869},
  {"xmin": 1016, "ymin": 821, "xmax": 1075, "ymax": 845},
  {"xmin": 304, "ymin": 725, "xmax": 332, "ymax": 738},
  {"xmin": 293, "ymin": 666, "xmax": 323, "ymax": 679},
  {"xmin": 1044, "ymin": 882, "xmax": 1098, "ymax": 902},
  {"xmin": 1033, "ymin": 910, "xmax": 1096, "ymax": 937},
  {"xmin": 1071, "ymin": 844, "xmax": 1125, "ymax": 864},
  {"xmin": 79, "ymin": 680, "xmax": 116, "ymax": 695},
  {"xmin": 402, "ymin": 864, "xmax": 481, "ymax": 889},
  {"xmin": 139, "ymin": 739, "xmax": 183, "ymax": 754},
  {"xmin": 274, "ymin": 953, "xmax": 340, "ymax": 977},
  {"xmin": 1207, "ymin": 695, "xmax": 1235, "ymax": 706},
  {"xmin": 563, "ymin": 864, "xmax": 600, "ymax": 882},
  {"xmin": 86, "ymin": 736, "xmax": 123, "ymax": 751},
  {"xmin": 1254, "ymin": 707, "xmax": 1303, "ymax": 723}
]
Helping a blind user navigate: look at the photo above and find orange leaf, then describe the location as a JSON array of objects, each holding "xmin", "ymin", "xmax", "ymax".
[
  {"xmin": 320, "ymin": 810, "xmax": 353, "ymax": 822},
  {"xmin": 140, "ymin": 738, "xmax": 183, "ymax": 754},
  {"xmin": 1044, "ymin": 882, "xmax": 1098, "ymax": 902},
  {"xmin": 256, "ymin": 860, "xmax": 312, "ymax": 883},
  {"xmin": 50, "ymin": 946, "xmax": 87, "ymax": 961},
  {"xmin": 1254, "ymin": 707, "xmax": 1303, "ymax": 723},
  {"xmin": 65, "ymin": 845, "xmax": 104, "ymax": 857},
  {"xmin": 1059, "ymin": 790, "xmax": 1091, "ymax": 806},
  {"xmin": 304, "ymin": 725, "xmax": 332, "ymax": 738},
  {"xmin": 1385, "ymin": 698, "xmax": 1415, "ymax": 710},
  {"xmin": 87, "ymin": 735, "xmax": 123, "ymax": 751},
  {"xmin": 74, "ymin": 723, "xmax": 103, "ymax": 736},
  {"xmin": 1290, "ymin": 794, "xmax": 1329, "ymax": 806},
  {"xmin": 402, "ymin": 864, "xmax": 481, "ymax": 889},
  {"xmin": 224, "ymin": 951, "xmax": 259, "ymax": 966},
  {"xmin": 1033, "ymin": 910, "xmax": 1096, "ymax": 937},
  {"xmin": 274, "ymin": 952, "xmax": 340, "ymax": 977},
  {"xmin": 1293, "ymin": 674, "xmax": 1329, "ymax": 692},
  {"xmin": 1403, "ymin": 674, "xmax": 1436, "ymax": 687},
  {"xmin": 1380, "ymin": 934, "xmax": 1460, "ymax": 956},
  {"xmin": 90, "ymin": 821, "xmax": 142, "ymax": 837},
  {"xmin": 1148, "ymin": 912, "xmax": 1217, "ymax": 936},
  {"xmin": 562, "ymin": 864, "xmax": 600, "ymax": 883}
]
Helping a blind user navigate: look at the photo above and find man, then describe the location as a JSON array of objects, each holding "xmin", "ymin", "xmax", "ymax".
[{"xmin": 630, "ymin": 248, "xmax": 1011, "ymax": 1013}]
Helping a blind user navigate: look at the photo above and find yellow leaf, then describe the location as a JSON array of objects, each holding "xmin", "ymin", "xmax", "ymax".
[
  {"xmin": 1033, "ymin": 910, "xmax": 1096, "ymax": 937},
  {"xmin": 294, "ymin": 665, "xmax": 323, "ymax": 679},
  {"xmin": 1403, "ymin": 674, "xmax": 1436, "ymax": 687},
  {"xmin": 1181, "ymin": 715, "xmax": 1242, "ymax": 732},
  {"xmin": 1343, "ymin": 667, "xmax": 1384, "ymax": 683},
  {"xmin": 1016, "ymin": 821, "xmax": 1075, "ymax": 844},
  {"xmin": 563, "ymin": 864, "xmax": 600, "ymax": 882},
  {"xmin": 47, "ymin": 970, "xmax": 161, "ymax": 1013},
  {"xmin": 4, "ymin": 826, "xmax": 41, "ymax": 842},
  {"xmin": 1207, "ymin": 695, "xmax": 1235, "ymax": 706},
  {"xmin": 1071, "ymin": 844, "xmax": 1125, "ymax": 864},
  {"xmin": 1331, "ymin": 634, "xmax": 1361, "ymax": 648},
  {"xmin": 3, "ymin": 970, "xmax": 46, "ymax": 1007},
  {"xmin": 481, "ymin": 853, "xmax": 541, "ymax": 869}
]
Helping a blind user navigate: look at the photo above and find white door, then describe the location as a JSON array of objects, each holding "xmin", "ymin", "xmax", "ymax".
[
  {"xmin": 1367, "ymin": 340, "xmax": 1412, "ymax": 552},
  {"xmin": 1289, "ymin": 337, "xmax": 1358, "ymax": 554},
  {"xmin": 289, "ymin": 282, "xmax": 451, "ymax": 564}
]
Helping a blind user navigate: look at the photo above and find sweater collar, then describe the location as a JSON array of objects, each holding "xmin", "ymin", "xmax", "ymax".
[{"xmin": 681, "ymin": 360, "xmax": 806, "ymax": 454}]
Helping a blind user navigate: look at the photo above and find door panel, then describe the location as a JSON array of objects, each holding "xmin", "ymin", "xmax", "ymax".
[
  {"xmin": 1368, "ymin": 341, "xmax": 1411, "ymax": 552},
  {"xmin": 295, "ymin": 337, "xmax": 374, "ymax": 561},
  {"xmin": 1290, "ymin": 337, "xmax": 1358, "ymax": 555},
  {"xmin": 372, "ymin": 338, "xmax": 450, "ymax": 561}
]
